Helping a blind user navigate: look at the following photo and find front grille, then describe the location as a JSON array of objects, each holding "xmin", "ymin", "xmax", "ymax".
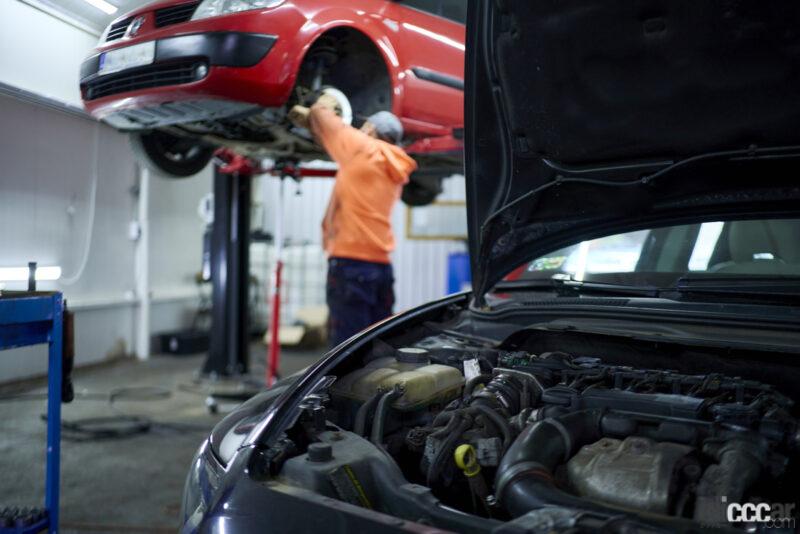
[
  {"xmin": 83, "ymin": 61, "xmax": 205, "ymax": 100},
  {"xmin": 106, "ymin": 17, "xmax": 132, "ymax": 41},
  {"xmin": 155, "ymin": 2, "xmax": 199, "ymax": 27}
]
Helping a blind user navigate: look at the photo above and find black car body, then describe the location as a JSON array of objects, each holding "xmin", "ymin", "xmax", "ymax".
[{"xmin": 182, "ymin": 1, "xmax": 800, "ymax": 532}]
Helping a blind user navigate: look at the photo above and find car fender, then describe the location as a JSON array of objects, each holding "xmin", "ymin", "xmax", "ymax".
[{"xmin": 281, "ymin": 5, "xmax": 405, "ymax": 114}]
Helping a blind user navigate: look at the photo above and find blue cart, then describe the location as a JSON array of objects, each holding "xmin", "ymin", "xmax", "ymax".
[{"xmin": 0, "ymin": 291, "xmax": 63, "ymax": 534}]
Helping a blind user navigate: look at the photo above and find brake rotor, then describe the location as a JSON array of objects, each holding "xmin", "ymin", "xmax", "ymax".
[{"xmin": 321, "ymin": 87, "xmax": 353, "ymax": 126}]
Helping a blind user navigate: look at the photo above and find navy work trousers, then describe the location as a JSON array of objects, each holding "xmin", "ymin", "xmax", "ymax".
[{"xmin": 326, "ymin": 257, "xmax": 395, "ymax": 348}]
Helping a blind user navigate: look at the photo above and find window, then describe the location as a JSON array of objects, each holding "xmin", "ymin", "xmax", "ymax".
[
  {"xmin": 524, "ymin": 230, "xmax": 650, "ymax": 281},
  {"xmin": 440, "ymin": 0, "xmax": 467, "ymax": 24},
  {"xmin": 510, "ymin": 218, "xmax": 800, "ymax": 284},
  {"xmin": 400, "ymin": 0, "xmax": 441, "ymax": 16}
]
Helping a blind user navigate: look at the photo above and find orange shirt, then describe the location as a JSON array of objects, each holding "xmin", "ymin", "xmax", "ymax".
[{"xmin": 309, "ymin": 105, "xmax": 417, "ymax": 264}]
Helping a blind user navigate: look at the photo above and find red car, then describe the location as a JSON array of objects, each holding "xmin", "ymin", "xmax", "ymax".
[{"xmin": 79, "ymin": 0, "xmax": 465, "ymax": 201}]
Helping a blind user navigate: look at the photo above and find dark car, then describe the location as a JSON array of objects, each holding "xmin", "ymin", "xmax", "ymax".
[{"xmin": 181, "ymin": 1, "xmax": 800, "ymax": 532}]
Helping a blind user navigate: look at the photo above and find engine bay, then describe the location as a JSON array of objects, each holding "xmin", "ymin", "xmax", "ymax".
[{"xmin": 262, "ymin": 330, "xmax": 800, "ymax": 533}]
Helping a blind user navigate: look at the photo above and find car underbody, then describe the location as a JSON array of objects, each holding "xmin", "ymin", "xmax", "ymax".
[
  {"xmin": 122, "ymin": 103, "xmax": 461, "ymax": 168},
  {"xmin": 134, "ymin": 102, "xmax": 330, "ymax": 161}
]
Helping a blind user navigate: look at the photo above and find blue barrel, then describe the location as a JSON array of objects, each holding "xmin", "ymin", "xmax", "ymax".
[{"xmin": 447, "ymin": 252, "xmax": 472, "ymax": 294}]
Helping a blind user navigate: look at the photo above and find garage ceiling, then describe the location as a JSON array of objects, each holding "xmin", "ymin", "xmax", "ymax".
[{"xmin": 26, "ymin": 0, "xmax": 154, "ymax": 34}]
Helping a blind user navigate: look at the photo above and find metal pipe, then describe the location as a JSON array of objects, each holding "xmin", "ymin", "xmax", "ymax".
[
  {"xmin": 266, "ymin": 176, "xmax": 285, "ymax": 386},
  {"xmin": 134, "ymin": 165, "xmax": 150, "ymax": 361}
]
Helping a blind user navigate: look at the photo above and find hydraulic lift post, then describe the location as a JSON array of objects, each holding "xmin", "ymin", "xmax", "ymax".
[
  {"xmin": 200, "ymin": 152, "xmax": 337, "ymax": 404},
  {"xmin": 202, "ymin": 159, "xmax": 253, "ymax": 377}
]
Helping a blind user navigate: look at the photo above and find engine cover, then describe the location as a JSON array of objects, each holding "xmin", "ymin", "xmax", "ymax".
[{"xmin": 566, "ymin": 436, "xmax": 698, "ymax": 515}]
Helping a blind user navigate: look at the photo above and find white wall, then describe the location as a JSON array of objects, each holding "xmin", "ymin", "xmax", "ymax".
[
  {"xmin": 0, "ymin": 1, "xmax": 97, "ymax": 107},
  {"xmin": 0, "ymin": 0, "xmax": 213, "ymax": 382},
  {"xmin": 149, "ymin": 164, "xmax": 212, "ymax": 302},
  {"xmin": 0, "ymin": 93, "xmax": 212, "ymax": 382},
  {"xmin": 393, "ymin": 175, "xmax": 469, "ymax": 310}
]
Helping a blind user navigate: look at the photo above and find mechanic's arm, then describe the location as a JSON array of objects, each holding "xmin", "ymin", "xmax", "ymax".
[
  {"xmin": 289, "ymin": 97, "xmax": 364, "ymax": 164},
  {"xmin": 308, "ymin": 105, "xmax": 353, "ymax": 163}
]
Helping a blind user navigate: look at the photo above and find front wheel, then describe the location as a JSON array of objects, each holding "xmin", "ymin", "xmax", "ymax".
[
  {"xmin": 402, "ymin": 181, "xmax": 440, "ymax": 207},
  {"xmin": 129, "ymin": 131, "xmax": 215, "ymax": 178},
  {"xmin": 401, "ymin": 171, "xmax": 449, "ymax": 207}
]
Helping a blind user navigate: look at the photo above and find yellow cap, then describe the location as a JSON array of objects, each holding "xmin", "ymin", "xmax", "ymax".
[{"xmin": 454, "ymin": 444, "xmax": 480, "ymax": 477}]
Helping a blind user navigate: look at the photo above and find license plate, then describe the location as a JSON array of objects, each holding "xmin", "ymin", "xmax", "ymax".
[{"xmin": 98, "ymin": 41, "xmax": 156, "ymax": 76}]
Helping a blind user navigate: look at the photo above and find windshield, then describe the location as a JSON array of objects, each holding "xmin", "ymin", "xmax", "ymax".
[{"xmin": 506, "ymin": 218, "xmax": 800, "ymax": 285}]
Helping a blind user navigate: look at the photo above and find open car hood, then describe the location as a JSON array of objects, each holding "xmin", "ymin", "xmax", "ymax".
[{"xmin": 464, "ymin": 0, "xmax": 800, "ymax": 303}]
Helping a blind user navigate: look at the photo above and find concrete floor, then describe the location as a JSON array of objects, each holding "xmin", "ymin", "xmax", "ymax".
[{"xmin": 0, "ymin": 344, "xmax": 323, "ymax": 533}]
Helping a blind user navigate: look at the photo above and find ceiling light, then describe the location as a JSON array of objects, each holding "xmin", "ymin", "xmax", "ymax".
[
  {"xmin": 0, "ymin": 266, "xmax": 62, "ymax": 282},
  {"xmin": 82, "ymin": 0, "xmax": 118, "ymax": 15}
]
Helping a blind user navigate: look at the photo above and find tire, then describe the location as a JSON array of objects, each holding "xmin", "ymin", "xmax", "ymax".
[
  {"xmin": 402, "ymin": 173, "xmax": 444, "ymax": 207},
  {"xmin": 129, "ymin": 131, "xmax": 214, "ymax": 178}
]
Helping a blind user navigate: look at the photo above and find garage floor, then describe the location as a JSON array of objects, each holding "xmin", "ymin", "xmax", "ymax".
[{"xmin": 0, "ymin": 344, "xmax": 323, "ymax": 533}]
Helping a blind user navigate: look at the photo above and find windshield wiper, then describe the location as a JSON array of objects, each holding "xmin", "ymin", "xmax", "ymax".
[
  {"xmin": 671, "ymin": 276, "xmax": 800, "ymax": 298},
  {"xmin": 496, "ymin": 275, "xmax": 662, "ymax": 298},
  {"xmin": 497, "ymin": 274, "xmax": 800, "ymax": 301}
]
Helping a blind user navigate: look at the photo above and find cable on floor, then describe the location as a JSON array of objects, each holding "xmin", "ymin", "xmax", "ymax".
[
  {"xmin": 41, "ymin": 413, "xmax": 151, "ymax": 442},
  {"xmin": 0, "ymin": 385, "xmax": 216, "ymax": 441}
]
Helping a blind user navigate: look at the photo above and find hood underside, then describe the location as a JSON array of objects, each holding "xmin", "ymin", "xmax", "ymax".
[{"xmin": 464, "ymin": 0, "xmax": 800, "ymax": 302}]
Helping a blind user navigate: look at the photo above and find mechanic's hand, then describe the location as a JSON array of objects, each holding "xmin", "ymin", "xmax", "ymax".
[
  {"xmin": 288, "ymin": 105, "xmax": 311, "ymax": 129},
  {"xmin": 314, "ymin": 93, "xmax": 341, "ymax": 115}
]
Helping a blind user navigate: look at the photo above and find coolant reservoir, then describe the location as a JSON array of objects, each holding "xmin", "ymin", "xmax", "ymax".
[{"xmin": 332, "ymin": 348, "xmax": 464, "ymax": 411}]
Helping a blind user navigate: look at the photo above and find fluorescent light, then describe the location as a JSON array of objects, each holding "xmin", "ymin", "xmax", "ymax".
[
  {"xmin": 82, "ymin": 0, "xmax": 118, "ymax": 15},
  {"xmin": 688, "ymin": 221, "xmax": 725, "ymax": 271},
  {"xmin": 0, "ymin": 266, "xmax": 62, "ymax": 282}
]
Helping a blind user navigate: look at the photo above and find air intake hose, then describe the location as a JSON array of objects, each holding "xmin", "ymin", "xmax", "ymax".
[{"xmin": 495, "ymin": 410, "xmax": 605, "ymax": 516}]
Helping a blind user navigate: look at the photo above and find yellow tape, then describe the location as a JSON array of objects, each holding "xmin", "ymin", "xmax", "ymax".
[{"xmin": 343, "ymin": 464, "xmax": 372, "ymax": 509}]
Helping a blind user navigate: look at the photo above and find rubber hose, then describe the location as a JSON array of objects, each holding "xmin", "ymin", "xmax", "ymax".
[
  {"xmin": 370, "ymin": 385, "xmax": 404, "ymax": 446},
  {"xmin": 354, "ymin": 390, "xmax": 384, "ymax": 437},
  {"xmin": 463, "ymin": 374, "xmax": 491, "ymax": 398},
  {"xmin": 426, "ymin": 415, "xmax": 472, "ymax": 487},
  {"xmin": 431, "ymin": 412, "xmax": 460, "ymax": 439},
  {"xmin": 470, "ymin": 403, "xmax": 513, "ymax": 451},
  {"xmin": 432, "ymin": 409, "xmax": 457, "ymax": 428}
]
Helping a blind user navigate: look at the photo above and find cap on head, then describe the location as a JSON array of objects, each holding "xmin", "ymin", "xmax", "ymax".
[{"xmin": 366, "ymin": 111, "xmax": 403, "ymax": 144}]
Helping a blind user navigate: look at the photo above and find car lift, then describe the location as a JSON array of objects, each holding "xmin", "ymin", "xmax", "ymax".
[{"xmin": 200, "ymin": 150, "xmax": 335, "ymax": 410}]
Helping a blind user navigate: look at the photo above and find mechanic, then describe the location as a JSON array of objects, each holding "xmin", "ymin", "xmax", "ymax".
[{"xmin": 290, "ymin": 95, "xmax": 417, "ymax": 346}]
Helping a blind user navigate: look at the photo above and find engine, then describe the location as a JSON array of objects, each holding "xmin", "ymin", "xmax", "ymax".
[{"xmin": 271, "ymin": 346, "xmax": 799, "ymax": 532}]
